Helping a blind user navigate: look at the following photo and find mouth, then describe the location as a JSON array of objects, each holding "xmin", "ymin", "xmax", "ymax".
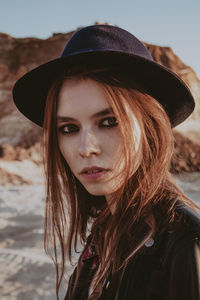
[
  {"xmin": 80, "ymin": 167, "xmax": 109, "ymax": 179},
  {"xmin": 80, "ymin": 166, "xmax": 108, "ymax": 174},
  {"xmin": 84, "ymin": 169, "xmax": 105, "ymax": 174}
]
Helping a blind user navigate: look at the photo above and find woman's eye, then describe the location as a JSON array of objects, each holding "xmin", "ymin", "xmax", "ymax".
[
  {"xmin": 58, "ymin": 124, "xmax": 79, "ymax": 134},
  {"xmin": 100, "ymin": 117, "xmax": 118, "ymax": 128},
  {"xmin": 58, "ymin": 117, "xmax": 118, "ymax": 134}
]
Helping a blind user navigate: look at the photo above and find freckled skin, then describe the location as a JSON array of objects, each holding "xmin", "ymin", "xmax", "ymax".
[{"xmin": 57, "ymin": 78, "xmax": 140, "ymax": 202}]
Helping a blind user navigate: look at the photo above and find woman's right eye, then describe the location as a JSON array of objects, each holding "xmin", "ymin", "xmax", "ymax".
[{"xmin": 58, "ymin": 124, "xmax": 79, "ymax": 135}]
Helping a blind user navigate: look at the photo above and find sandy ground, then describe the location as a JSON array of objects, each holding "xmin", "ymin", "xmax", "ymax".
[
  {"xmin": 0, "ymin": 184, "xmax": 58, "ymax": 300},
  {"xmin": 0, "ymin": 160, "xmax": 199, "ymax": 299},
  {"xmin": 0, "ymin": 161, "xmax": 72, "ymax": 299}
]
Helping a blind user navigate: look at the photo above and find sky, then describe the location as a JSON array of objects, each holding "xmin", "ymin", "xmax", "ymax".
[{"xmin": 1, "ymin": 0, "xmax": 200, "ymax": 78}]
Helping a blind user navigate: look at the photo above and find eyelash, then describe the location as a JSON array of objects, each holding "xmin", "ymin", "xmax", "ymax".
[{"xmin": 58, "ymin": 117, "xmax": 118, "ymax": 135}]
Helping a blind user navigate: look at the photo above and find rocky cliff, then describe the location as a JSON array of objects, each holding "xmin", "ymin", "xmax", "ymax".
[
  {"xmin": 0, "ymin": 27, "xmax": 200, "ymax": 147},
  {"xmin": 0, "ymin": 31, "xmax": 75, "ymax": 147},
  {"xmin": 145, "ymin": 42, "xmax": 200, "ymax": 122},
  {"xmin": 145, "ymin": 43, "xmax": 200, "ymax": 145},
  {"xmin": 0, "ymin": 26, "xmax": 200, "ymax": 176}
]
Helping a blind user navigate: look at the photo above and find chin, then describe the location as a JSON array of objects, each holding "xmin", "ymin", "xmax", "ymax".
[
  {"xmin": 86, "ymin": 189, "xmax": 108, "ymax": 196},
  {"xmin": 85, "ymin": 185, "xmax": 120, "ymax": 198},
  {"xmin": 84, "ymin": 185, "xmax": 111, "ymax": 196}
]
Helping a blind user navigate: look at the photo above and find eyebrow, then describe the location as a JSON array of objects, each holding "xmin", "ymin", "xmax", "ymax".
[{"xmin": 57, "ymin": 107, "xmax": 114, "ymax": 122}]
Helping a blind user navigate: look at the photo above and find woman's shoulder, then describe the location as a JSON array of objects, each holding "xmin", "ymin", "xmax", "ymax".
[
  {"xmin": 160, "ymin": 201, "xmax": 200, "ymax": 255},
  {"xmin": 161, "ymin": 202, "xmax": 200, "ymax": 299},
  {"xmin": 161, "ymin": 201, "xmax": 200, "ymax": 268},
  {"xmin": 116, "ymin": 202, "xmax": 200, "ymax": 300},
  {"xmin": 170, "ymin": 201, "xmax": 200, "ymax": 241},
  {"xmin": 176, "ymin": 201, "xmax": 200, "ymax": 226}
]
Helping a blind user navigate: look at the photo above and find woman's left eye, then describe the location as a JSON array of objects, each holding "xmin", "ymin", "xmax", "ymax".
[{"xmin": 100, "ymin": 117, "xmax": 118, "ymax": 128}]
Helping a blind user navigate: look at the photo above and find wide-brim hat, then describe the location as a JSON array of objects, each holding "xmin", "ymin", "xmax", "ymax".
[{"xmin": 12, "ymin": 24, "xmax": 195, "ymax": 128}]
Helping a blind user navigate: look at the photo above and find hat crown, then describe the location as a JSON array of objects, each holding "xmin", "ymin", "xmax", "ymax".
[{"xmin": 62, "ymin": 25, "xmax": 153, "ymax": 61}]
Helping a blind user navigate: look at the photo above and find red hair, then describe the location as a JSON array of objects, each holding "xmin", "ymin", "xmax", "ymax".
[{"xmin": 42, "ymin": 64, "xmax": 198, "ymax": 299}]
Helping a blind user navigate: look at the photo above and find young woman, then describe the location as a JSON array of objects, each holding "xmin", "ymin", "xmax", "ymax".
[{"xmin": 13, "ymin": 25, "xmax": 200, "ymax": 300}]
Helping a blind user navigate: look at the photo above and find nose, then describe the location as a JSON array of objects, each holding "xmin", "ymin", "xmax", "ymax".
[{"xmin": 78, "ymin": 129, "xmax": 101, "ymax": 158}]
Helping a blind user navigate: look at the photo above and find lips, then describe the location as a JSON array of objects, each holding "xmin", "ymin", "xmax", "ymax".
[
  {"xmin": 80, "ymin": 166, "xmax": 108, "ymax": 174},
  {"xmin": 85, "ymin": 169, "xmax": 102, "ymax": 174}
]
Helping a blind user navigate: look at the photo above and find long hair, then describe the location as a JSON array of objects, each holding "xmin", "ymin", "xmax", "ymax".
[{"xmin": 42, "ymin": 63, "xmax": 198, "ymax": 299}]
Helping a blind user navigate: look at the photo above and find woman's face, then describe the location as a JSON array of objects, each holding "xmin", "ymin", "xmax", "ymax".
[{"xmin": 57, "ymin": 78, "xmax": 141, "ymax": 199}]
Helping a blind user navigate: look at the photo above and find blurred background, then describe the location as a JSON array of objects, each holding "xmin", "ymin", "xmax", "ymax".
[{"xmin": 0, "ymin": 0, "xmax": 200, "ymax": 299}]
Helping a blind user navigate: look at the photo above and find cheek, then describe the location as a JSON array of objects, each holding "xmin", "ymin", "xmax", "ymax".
[
  {"xmin": 102, "ymin": 131, "xmax": 124, "ymax": 168},
  {"xmin": 58, "ymin": 139, "xmax": 73, "ymax": 166}
]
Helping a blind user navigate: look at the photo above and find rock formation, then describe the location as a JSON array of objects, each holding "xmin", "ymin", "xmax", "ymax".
[
  {"xmin": 0, "ymin": 25, "xmax": 200, "ymax": 178},
  {"xmin": 145, "ymin": 43, "xmax": 200, "ymax": 145},
  {"xmin": 171, "ymin": 131, "xmax": 200, "ymax": 173},
  {"xmin": 0, "ymin": 27, "xmax": 200, "ymax": 147}
]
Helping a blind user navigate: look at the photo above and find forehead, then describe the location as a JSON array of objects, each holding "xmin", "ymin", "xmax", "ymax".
[{"xmin": 57, "ymin": 77, "xmax": 111, "ymax": 117}]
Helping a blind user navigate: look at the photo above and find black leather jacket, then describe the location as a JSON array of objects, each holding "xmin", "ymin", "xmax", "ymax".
[{"xmin": 65, "ymin": 203, "xmax": 200, "ymax": 300}]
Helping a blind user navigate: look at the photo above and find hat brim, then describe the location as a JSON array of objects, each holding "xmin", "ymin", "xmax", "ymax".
[{"xmin": 12, "ymin": 50, "xmax": 195, "ymax": 128}]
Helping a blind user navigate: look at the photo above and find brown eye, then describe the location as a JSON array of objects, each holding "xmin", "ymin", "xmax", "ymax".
[
  {"xmin": 100, "ymin": 117, "xmax": 118, "ymax": 128},
  {"xmin": 59, "ymin": 124, "xmax": 79, "ymax": 135}
]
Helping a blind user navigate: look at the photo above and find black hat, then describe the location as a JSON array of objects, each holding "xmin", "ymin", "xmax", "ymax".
[{"xmin": 12, "ymin": 24, "xmax": 195, "ymax": 128}]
